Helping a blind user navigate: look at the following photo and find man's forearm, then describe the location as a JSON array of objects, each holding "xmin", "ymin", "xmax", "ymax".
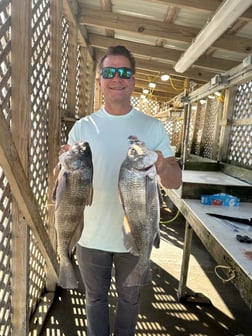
[{"xmin": 158, "ymin": 157, "xmax": 182, "ymax": 189}]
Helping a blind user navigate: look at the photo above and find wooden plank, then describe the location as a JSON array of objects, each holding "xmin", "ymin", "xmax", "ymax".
[
  {"xmin": 0, "ymin": 111, "xmax": 59, "ymax": 285},
  {"xmin": 79, "ymin": 7, "xmax": 245, "ymax": 70},
  {"xmin": 182, "ymin": 183, "xmax": 252, "ymax": 201},
  {"xmin": 66, "ymin": 19, "xmax": 78, "ymax": 118},
  {"xmin": 46, "ymin": 0, "xmax": 63, "ymax": 291},
  {"xmin": 177, "ymin": 221, "xmax": 193, "ymax": 300},
  {"xmin": 95, "ymin": 48, "xmax": 214, "ymax": 83},
  {"xmin": 147, "ymin": 0, "xmax": 252, "ymax": 19},
  {"xmin": 78, "ymin": 46, "xmax": 95, "ymax": 117},
  {"xmin": 11, "ymin": 0, "xmax": 31, "ymax": 333},
  {"xmin": 220, "ymin": 163, "xmax": 252, "ymax": 185},
  {"xmin": 218, "ymin": 86, "xmax": 237, "ymax": 162},
  {"xmin": 179, "ymin": 170, "xmax": 252, "ymax": 201},
  {"xmin": 63, "ymin": 0, "xmax": 94, "ymax": 60},
  {"xmin": 212, "ymin": 100, "xmax": 223, "ymax": 159}
]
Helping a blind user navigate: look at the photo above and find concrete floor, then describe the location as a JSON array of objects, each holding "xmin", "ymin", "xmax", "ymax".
[{"xmin": 38, "ymin": 205, "xmax": 252, "ymax": 336}]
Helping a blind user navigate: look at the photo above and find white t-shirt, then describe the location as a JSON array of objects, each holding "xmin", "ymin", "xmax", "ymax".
[{"xmin": 68, "ymin": 107, "xmax": 173, "ymax": 252}]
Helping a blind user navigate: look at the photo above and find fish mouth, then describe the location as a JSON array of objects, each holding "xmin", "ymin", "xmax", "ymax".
[{"xmin": 134, "ymin": 164, "xmax": 154, "ymax": 172}]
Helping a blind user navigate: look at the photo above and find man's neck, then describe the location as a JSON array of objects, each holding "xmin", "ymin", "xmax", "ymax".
[{"xmin": 104, "ymin": 102, "xmax": 132, "ymax": 116}]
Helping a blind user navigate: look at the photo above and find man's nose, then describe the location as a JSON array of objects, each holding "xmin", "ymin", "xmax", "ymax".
[{"xmin": 113, "ymin": 71, "xmax": 121, "ymax": 79}]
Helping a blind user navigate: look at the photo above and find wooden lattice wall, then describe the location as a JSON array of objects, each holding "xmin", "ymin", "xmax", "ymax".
[
  {"xmin": 0, "ymin": 1, "xmax": 252, "ymax": 335},
  {"xmin": 0, "ymin": 0, "xmax": 95, "ymax": 335},
  {"xmin": 187, "ymin": 80, "xmax": 252, "ymax": 174}
]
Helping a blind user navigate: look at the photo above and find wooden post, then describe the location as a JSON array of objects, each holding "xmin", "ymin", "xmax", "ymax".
[
  {"xmin": 79, "ymin": 46, "xmax": 90, "ymax": 118},
  {"xmin": 66, "ymin": 19, "xmax": 78, "ymax": 119},
  {"xmin": 177, "ymin": 221, "xmax": 193, "ymax": 301},
  {"xmin": 212, "ymin": 98, "xmax": 224, "ymax": 160},
  {"xmin": 0, "ymin": 111, "xmax": 59, "ymax": 299},
  {"xmin": 87, "ymin": 62, "xmax": 97, "ymax": 115},
  {"xmin": 46, "ymin": 0, "xmax": 63, "ymax": 291},
  {"xmin": 11, "ymin": 0, "xmax": 31, "ymax": 333},
  {"xmin": 218, "ymin": 87, "xmax": 236, "ymax": 162}
]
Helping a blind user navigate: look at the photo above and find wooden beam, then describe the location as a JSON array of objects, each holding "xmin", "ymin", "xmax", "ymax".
[
  {"xmin": 147, "ymin": 0, "xmax": 223, "ymax": 12},
  {"xmin": 0, "ymin": 111, "xmax": 59, "ymax": 285},
  {"xmin": 67, "ymin": 19, "xmax": 78, "ymax": 118},
  {"xmin": 142, "ymin": 0, "xmax": 252, "ymax": 20},
  {"xmin": 63, "ymin": 0, "xmax": 94, "ymax": 59},
  {"xmin": 135, "ymin": 78, "xmax": 184, "ymax": 94},
  {"xmin": 11, "ymin": 0, "xmax": 31, "ymax": 333},
  {"xmin": 47, "ymin": 0, "xmax": 63, "ymax": 290},
  {"xmin": 135, "ymin": 80, "xmax": 184, "ymax": 97},
  {"xmin": 89, "ymin": 33, "xmax": 239, "ymax": 73},
  {"xmin": 89, "ymin": 33, "xmax": 181, "ymax": 64},
  {"xmin": 79, "ymin": 7, "xmax": 198, "ymax": 43},
  {"xmin": 90, "ymin": 34, "xmax": 238, "ymax": 79},
  {"xmin": 79, "ymin": 7, "xmax": 251, "ymax": 58},
  {"xmin": 95, "ymin": 49, "xmax": 214, "ymax": 82},
  {"xmin": 133, "ymin": 87, "xmax": 173, "ymax": 101}
]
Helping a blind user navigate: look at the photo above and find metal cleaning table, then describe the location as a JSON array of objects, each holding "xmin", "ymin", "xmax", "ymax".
[{"xmin": 164, "ymin": 170, "xmax": 252, "ymax": 309}]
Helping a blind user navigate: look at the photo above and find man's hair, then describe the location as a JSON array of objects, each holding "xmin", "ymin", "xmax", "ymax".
[{"xmin": 98, "ymin": 45, "xmax": 136, "ymax": 74}]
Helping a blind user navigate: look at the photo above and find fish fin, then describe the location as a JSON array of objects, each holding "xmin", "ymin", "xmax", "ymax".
[
  {"xmin": 153, "ymin": 231, "xmax": 160, "ymax": 248},
  {"xmin": 157, "ymin": 184, "xmax": 163, "ymax": 207},
  {"xmin": 86, "ymin": 185, "xmax": 93, "ymax": 206},
  {"xmin": 69, "ymin": 215, "xmax": 84, "ymax": 254},
  {"xmin": 52, "ymin": 179, "xmax": 58, "ymax": 202},
  {"xmin": 58, "ymin": 257, "xmax": 78, "ymax": 289},
  {"xmin": 52, "ymin": 162, "xmax": 62, "ymax": 201},
  {"xmin": 54, "ymin": 171, "xmax": 68, "ymax": 210},
  {"xmin": 146, "ymin": 175, "xmax": 157, "ymax": 204},
  {"xmin": 123, "ymin": 216, "xmax": 139, "ymax": 256},
  {"xmin": 123, "ymin": 264, "xmax": 152, "ymax": 287}
]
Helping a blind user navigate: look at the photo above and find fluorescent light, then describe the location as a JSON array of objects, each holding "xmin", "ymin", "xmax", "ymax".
[
  {"xmin": 143, "ymin": 88, "xmax": 149, "ymax": 94},
  {"xmin": 174, "ymin": 0, "xmax": 252, "ymax": 73},
  {"xmin": 161, "ymin": 74, "xmax": 170, "ymax": 81},
  {"xmin": 214, "ymin": 91, "xmax": 221, "ymax": 96},
  {"xmin": 208, "ymin": 94, "xmax": 215, "ymax": 99},
  {"xmin": 200, "ymin": 99, "xmax": 207, "ymax": 104}
]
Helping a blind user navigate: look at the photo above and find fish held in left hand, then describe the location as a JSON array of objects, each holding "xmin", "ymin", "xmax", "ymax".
[
  {"xmin": 52, "ymin": 141, "xmax": 93, "ymax": 289},
  {"xmin": 118, "ymin": 137, "xmax": 161, "ymax": 287}
]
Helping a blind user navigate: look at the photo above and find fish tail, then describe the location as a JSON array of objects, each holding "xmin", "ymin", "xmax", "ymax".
[
  {"xmin": 58, "ymin": 259, "xmax": 78, "ymax": 289},
  {"xmin": 123, "ymin": 265, "xmax": 152, "ymax": 287}
]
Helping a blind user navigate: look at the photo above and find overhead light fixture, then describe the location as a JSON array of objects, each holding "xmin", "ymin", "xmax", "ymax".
[
  {"xmin": 149, "ymin": 82, "xmax": 156, "ymax": 89},
  {"xmin": 243, "ymin": 54, "xmax": 252, "ymax": 68},
  {"xmin": 143, "ymin": 88, "xmax": 149, "ymax": 94},
  {"xmin": 161, "ymin": 74, "xmax": 170, "ymax": 81},
  {"xmin": 210, "ymin": 74, "xmax": 229, "ymax": 86},
  {"xmin": 208, "ymin": 94, "xmax": 215, "ymax": 99},
  {"xmin": 174, "ymin": 0, "xmax": 252, "ymax": 73},
  {"xmin": 214, "ymin": 91, "xmax": 221, "ymax": 96},
  {"xmin": 200, "ymin": 99, "xmax": 207, "ymax": 104}
]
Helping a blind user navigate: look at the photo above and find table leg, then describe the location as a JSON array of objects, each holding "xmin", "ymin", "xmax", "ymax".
[
  {"xmin": 177, "ymin": 220, "xmax": 212, "ymax": 306},
  {"xmin": 177, "ymin": 220, "xmax": 193, "ymax": 300}
]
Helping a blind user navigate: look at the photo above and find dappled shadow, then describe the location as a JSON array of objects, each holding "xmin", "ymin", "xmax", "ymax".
[
  {"xmin": 39, "ymin": 204, "xmax": 251, "ymax": 336},
  {"xmin": 137, "ymin": 263, "xmax": 248, "ymax": 336}
]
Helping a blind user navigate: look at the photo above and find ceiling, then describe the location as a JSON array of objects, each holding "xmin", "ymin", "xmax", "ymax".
[{"xmin": 66, "ymin": 0, "xmax": 252, "ymax": 103}]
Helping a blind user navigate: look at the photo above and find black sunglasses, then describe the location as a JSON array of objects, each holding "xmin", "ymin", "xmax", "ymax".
[{"xmin": 101, "ymin": 67, "xmax": 133, "ymax": 79}]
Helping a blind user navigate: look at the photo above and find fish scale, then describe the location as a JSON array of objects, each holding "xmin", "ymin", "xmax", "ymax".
[
  {"xmin": 118, "ymin": 139, "xmax": 160, "ymax": 287},
  {"xmin": 53, "ymin": 141, "xmax": 93, "ymax": 289}
]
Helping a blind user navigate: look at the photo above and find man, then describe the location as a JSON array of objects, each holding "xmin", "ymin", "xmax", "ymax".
[{"xmin": 66, "ymin": 45, "xmax": 182, "ymax": 336}]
